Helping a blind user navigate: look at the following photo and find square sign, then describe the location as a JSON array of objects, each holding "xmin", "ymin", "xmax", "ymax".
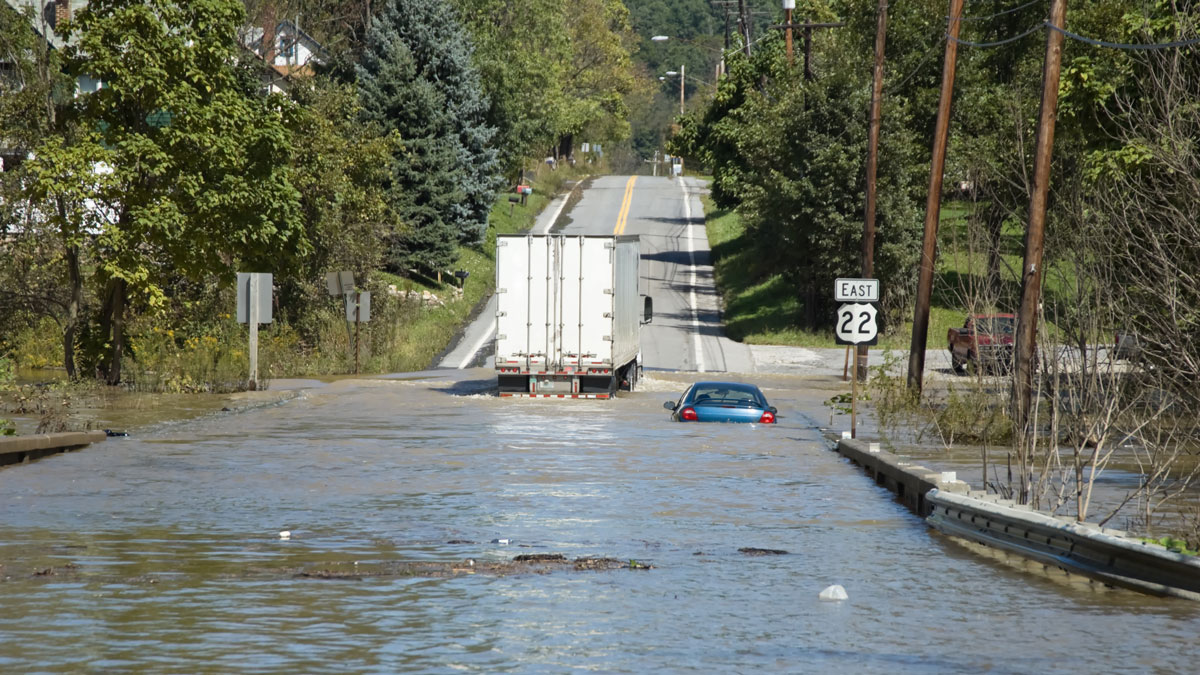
[
  {"xmin": 236, "ymin": 272, "xmax": 273, "ymax": 324},
  {"xmin": 835, "ymin": 278, "xmax": 879, "ymax": 303}
]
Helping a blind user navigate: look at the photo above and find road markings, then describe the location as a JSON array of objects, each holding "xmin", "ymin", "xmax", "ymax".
[
  {"xmin": 613, "ymin": 175, "xmax": 637, "ymax": 235},
  {"xmin": 537, "ymin": 181, "xmax": 581, "ymax": 235},
  {"xmin": 455, "ymin": 296, "xmax": 498, "ymax": 369},
  {"xmin": 681, "ymin": 177, "xmax": 706, "ymax": 373}
]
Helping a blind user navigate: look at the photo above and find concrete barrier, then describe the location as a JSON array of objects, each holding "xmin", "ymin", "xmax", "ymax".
[
  {"xmin": 928, "ymin": 489, "xmax": 1200, "ymax": 601},
  {"xmin": 0, "ymin": 431, "xmax": 107, "ymax": 467},
  {"xmin": 833, "ymin": 436, "xmax": 1200, "ymax": 601},
  {"xmin": 835, "ymin": 438, "xmax": 969, "ymax": 516}
]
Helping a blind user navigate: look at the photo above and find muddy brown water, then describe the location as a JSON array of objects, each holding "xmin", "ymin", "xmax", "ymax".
[{"xmin": 1, "ymin": 370, "xmax": 1197, "ymax": 672}]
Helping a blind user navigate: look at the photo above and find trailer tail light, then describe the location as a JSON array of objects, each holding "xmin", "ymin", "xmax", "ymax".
[
  {"xmin": 680, "ymin": 407, "xmax": 698, "ymax": 421},
  {"xmin": 759, "ymin": 410, "xmax": 775, "ymax": 424}
]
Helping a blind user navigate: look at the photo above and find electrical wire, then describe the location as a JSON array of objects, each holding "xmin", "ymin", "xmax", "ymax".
[
  {"xmin": 1045, "ymin": 23, "xmax": 1200, "ymax": 50},
  {"xmin": 948, "ymin": 22, "xmax": 1046, "ymax": 47},
  {"xmin": 886, "ymin": 36, "xmax": 947, "ymax": 93},
  {"xmin": 956, "ymin": 0, "xmax": 1045, "ymax": 22},
  {"xmin": 948, "ymin": 20, "xmax": 1200, "ymax": 50}
]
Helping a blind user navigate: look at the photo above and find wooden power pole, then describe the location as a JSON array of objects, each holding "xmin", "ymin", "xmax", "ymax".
[
  {"xmin": 1013, "ymin": 0, "xmax": 1069, "ymax": 444},
  {"xmin": 907, "ymin": 0, "xmax": 965, "ymax": 392},
  {"xmin": 859, "ymin": 0, "xmax": 888, "ymax": 381}
]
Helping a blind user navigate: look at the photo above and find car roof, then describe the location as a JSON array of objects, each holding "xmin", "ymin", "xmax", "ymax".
[{"xmin": 690, "ymin": 381, "xmax": 764, "ymax": 393}]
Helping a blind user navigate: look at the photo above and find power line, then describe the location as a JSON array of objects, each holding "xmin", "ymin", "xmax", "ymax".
[
  {"xmin": 949, "ymin": 21, "xmax": 1200, "ymax": 50},
  {"xmin": 956, "ymin": 0, "xmax": 1044, "ymax": 22},
  {"xmin": 887, "ymin": 35, "xmax": 946, "ymax": 93},
  {"xmin": 1046, "ymin": 23, "xmax": 1200, "ymax": 50},
  {"xmin": 948, "ymin": 22, "xmax": 1044, "ymax": 47}
]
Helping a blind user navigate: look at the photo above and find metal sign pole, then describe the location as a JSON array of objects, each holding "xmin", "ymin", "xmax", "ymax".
[
  {"xmin": 851, "ymin": 348, "xmax": 859, "ymax": 438},
  {"xmin": 354, "ymin": 299, "xmax": 361, "ymax": 375},
  {"xmin": 248, "ymin": 274, "xmax": 259, "ymax": 391}
]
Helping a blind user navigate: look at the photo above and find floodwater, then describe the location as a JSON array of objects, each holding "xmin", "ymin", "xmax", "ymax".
[{"xmin": 1, "ymin": 370, "xmax": 1197, "ymax": 673}]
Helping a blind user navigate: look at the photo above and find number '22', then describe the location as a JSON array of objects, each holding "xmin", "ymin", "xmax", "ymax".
[{"xmin": 840, "ymin": 311, "xmax": 872, "ymax": 334}]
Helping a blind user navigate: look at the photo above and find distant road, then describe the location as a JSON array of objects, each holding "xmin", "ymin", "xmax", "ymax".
[{"xmin": 437, "ymin": 175, "xmax": 754, "ymax": 373}]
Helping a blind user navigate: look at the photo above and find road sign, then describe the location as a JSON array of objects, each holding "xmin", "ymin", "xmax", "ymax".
[
  {"xmin": 345, "ymin": 291, "xmax": 370, "ymax": 323},
  {"xmin": 236, "ymin": 272, "xmax": 272, "ymax": 324},
  {"xmin": 834, "ymin": 278, "xmax": 879, "ymax": 303},
  {"xmin": 835, "ymin": 302, "xmax": 878, "ymax": 345},
  {"xmin": 326, "ymin": 270, "xmax": 354, "ymax": 297}
]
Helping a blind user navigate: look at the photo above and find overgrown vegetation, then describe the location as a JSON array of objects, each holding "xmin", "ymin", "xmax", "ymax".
[
  {"xmin": 0, "ymin": 0, "xmax": 633, "ymax": 396},
  {"xmin": 676, "ymin": 0, "xmax": 1200, "ymax": 544}
]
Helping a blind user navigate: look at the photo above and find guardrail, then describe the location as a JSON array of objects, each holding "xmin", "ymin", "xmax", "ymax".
[
  {"xmin": 834, "ymin": 437, "xmax": 1200, "ymax": 601},
  {"xmin": 0, "ymin": 431, "xmax": 107, "ymax": 467}
]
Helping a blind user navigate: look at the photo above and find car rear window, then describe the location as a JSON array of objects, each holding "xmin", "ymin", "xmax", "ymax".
[
  {"xmin": 692, "ymin": 385, "xmax": 763, "ymax": 406},
  {"xmin": 976, "ymin": 317, "xmax": 1015, "ymax": 334}
]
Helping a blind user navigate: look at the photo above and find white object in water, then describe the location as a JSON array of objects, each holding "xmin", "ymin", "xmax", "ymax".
[
  {"xmin": 279, "ymin": 530, "xmax": 292, "ymax": 540},
  {"xmin": 819, "ymin": 584, "xmax": 848, "ymax": 602}
]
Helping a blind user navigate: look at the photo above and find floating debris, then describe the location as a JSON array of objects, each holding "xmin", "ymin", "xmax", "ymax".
[
  {"xmin": 513, "ymin": 554, "xmax": 566, "ymax": 562},
  {"xmin": 492, "ymin": 538, "xmax": 510, "ymax": 545},
  {"xmin": 294, "ymin": 570, "xmax": 363, "ymax": 581},
  {"xmin": 819, "ymin": 584, "xmax": 848, "ymax": 602},
  {"xmin": 279, "ymin": 530, "xmax": 291, "ymax": 540},
  {"xmin": 738, "ymin": 547, "xmax": 789, "ymax": 556},
  {"xmin": 446, "ymin": 539, "xmax": 475, "ymax": 545}
]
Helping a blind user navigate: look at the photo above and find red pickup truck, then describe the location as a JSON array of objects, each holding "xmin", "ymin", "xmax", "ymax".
[{"xmin": 948, "ymin": 313, "xmax": 1016, "ymax": 374}]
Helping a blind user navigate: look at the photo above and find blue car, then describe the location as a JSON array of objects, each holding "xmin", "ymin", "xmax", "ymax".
[{"xmin": 663, "ymin": 381, "xmax": 777, "ymax": 424}]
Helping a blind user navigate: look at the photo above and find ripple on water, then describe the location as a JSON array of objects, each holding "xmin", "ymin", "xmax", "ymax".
[{"xmin": 0, "ymin": 374, "xmax": 1197, "ymax": 672}]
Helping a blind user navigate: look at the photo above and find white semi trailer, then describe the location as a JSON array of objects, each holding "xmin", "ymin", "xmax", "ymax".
[{"xmin": 494, "ymin": 234, "xmax": 650, "ymax": 398}]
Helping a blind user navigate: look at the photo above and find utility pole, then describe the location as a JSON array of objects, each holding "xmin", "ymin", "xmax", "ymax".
[
  {"xmin": 858, "ymin": 0, "xmax": 888, "ymax": 381},
  {"xmin": 680, "ymin": 63, "xmax": 685, "ymax": 115},
  {"xmin": 783, "ymin": 0, "xmax": 795, "ymax": 64},
  {"xmin": 907, "ymin": 0, "xmax": 965, "ymax": 392},
  {"xmin": 1013, "ymin": 0, "xmax": 1069, "ymax": 454},
  {"xmin": 769, "ymin": 20, "xmax": 844, "ymax": 78},
  {"xmin": 738, "ymin": 0, "xmax": 752, "ymax": 57}
]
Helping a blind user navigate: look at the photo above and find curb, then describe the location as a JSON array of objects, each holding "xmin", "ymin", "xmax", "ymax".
[
  {"xmin": 834, "ymin": 437, "xmax": 1200, "ymax": 600},
  {"xmin": 0, "ymin": 431, "xmax": 107, "ymax": 468}
]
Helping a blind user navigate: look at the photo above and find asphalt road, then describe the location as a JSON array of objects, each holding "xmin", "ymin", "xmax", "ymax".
[{"xmin": 438, "ymin": 175, "xmax": 754, "ymax": 373}]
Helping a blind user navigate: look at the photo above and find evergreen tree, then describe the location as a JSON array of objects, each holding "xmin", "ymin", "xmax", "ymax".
[{"xmin": 356, "ymin": 0, "xmax": 498, "ymax": 276}]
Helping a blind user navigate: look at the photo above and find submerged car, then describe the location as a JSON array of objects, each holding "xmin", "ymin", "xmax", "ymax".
[{"xmin": 663, "ymin": 381, "xmax": 777, "ymax": 424}]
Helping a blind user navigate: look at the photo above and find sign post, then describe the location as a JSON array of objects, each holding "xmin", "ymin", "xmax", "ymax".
[
  {"xmin": 834, "ymin": 279, "xmax": 880, "ymax": 438},
  {"xmin": 237, "ymin": 272, "xmax": 273, "ymax": 390},
  {"xmin": 344, "ymin": 291, "xmax": 371, "ymax": 374}
]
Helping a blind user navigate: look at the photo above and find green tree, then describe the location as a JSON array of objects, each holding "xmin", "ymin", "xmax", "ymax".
[
  {"xmin": 357, "ymin": 0, "xmax": 498, "ymax": 276},
  {"xmin": 0, "ymin": 2, "xmax": 95, "ymax": 379},
  {"xmin": 453, "ymin": 0, "xmax": 570, "ymax": 180},
  {"xmin": 65, "ymin": 0, "xmax": 306, "ymax": 385}
]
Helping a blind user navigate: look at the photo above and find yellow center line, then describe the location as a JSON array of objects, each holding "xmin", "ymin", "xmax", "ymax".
[{"xmin": 614, "ymin": 176, "xmax": 637, "ymax": 235}]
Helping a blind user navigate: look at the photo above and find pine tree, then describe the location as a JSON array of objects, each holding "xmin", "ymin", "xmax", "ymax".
[{"xmin": 356, "ymin": 0, "xmax": 499, "ymax": 275}]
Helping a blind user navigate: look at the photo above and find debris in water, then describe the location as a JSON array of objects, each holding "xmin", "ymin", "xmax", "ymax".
[
  {"xmin": 513, "ymin": 554, "xmax": 566, "ymax": 562},
  {"xmin": 446, "ymin": 539, "xmax": 475, "ymax": 544},
  {"xmin": 104, "ymin": 429, "xmax": 129, "ymax": 437},
  {"xmin": 492, "ymin": 538, "xmax": 510, "ymax": 545},
  {"xmin": 294, "ymin": 570, "xmax": 362, "ymax": 581},
  {"xmin": 738, "ymin": 547, "xmax": 788, "ymax": 556},
  {"xmin": 819, "ymin": 584, "xmax": 848, "ymax": 602},
  {"xmin": 279, "ymin": 530, "xmax": 292, "ymax": 540}
]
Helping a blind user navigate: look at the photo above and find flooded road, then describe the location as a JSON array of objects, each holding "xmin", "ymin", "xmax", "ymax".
[{"xmin": 1, "ymin": 371, "xmax": 1197, "ymax": 672}]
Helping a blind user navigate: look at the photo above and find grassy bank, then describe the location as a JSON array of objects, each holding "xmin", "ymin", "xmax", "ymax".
[{"xmin": 701, "ymin": 192, "xmax": 990, "ymax": 350}]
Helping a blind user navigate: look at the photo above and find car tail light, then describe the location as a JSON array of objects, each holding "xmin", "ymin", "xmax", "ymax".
[
  {"xmin": 758, "ymin": 410, "xmax": 775, "ymax": 424},
  {"xmin": 680, "ymin": 407, "xmax": 698, "ymax": 421}
]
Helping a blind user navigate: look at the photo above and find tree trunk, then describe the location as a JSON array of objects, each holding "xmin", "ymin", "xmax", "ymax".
[
  {"xmin": 558, "ymin": 134, "xmax": 574, "ymax": 160},
  {"xmin": 63, "ymin": 242, "xmax": 81, "ymax": 380},
  {"xmin": 100, "ymin": 278, "xmax": 127, "ymax": 386}
]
